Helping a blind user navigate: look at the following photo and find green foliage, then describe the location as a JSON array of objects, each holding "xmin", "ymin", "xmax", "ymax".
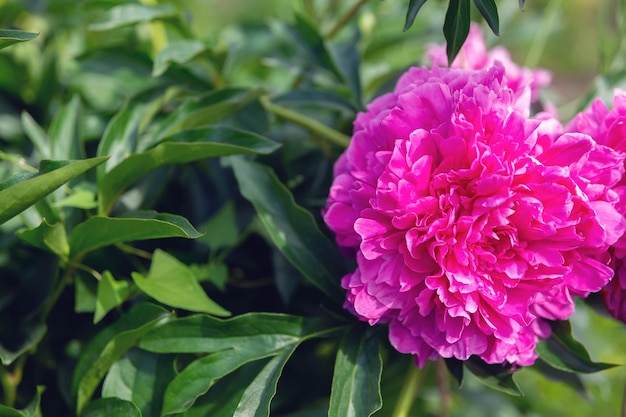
[{"xmin": 0, "ymin": 1, "xmax": 624, "ymax": 416}]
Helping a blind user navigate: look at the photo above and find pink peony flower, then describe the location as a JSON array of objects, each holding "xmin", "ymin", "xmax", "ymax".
[
  {"xmin": 566, "ymin": 90, "xmax": 626, "ymax": 322},
  {"xmin": 425, "ymin": 23, "xmax": 551, "ymax": 104},
  {"xmin": 323, "ymin": 64, "xmax": 623, "ymax": 367}
]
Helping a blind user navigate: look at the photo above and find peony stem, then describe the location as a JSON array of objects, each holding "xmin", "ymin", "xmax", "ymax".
[
  {"xmin": 325, "ymin": 0, "xmax": 369, "ymax": 39},
  {"xmin": 392, "ymin": 363, "xmax": 424, "ymax": 417},
  {"xmin": 260, "ymin": 96, "xmax": 351, "ymax": 148}
]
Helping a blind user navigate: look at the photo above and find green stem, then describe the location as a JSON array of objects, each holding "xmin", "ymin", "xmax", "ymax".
[
  {"xmin": 260, "ymin": 96, "xmax": 351, "ymax": 148},
  {"xmin": 325, "ymin": 0, "xmax": 369, "ymax": 39},
  {"xmin": 0, "ymin": 356, "xmax": 25, "ymax": 407},
  {"xmin": 392, "ymin": 363, "xmax": 424, "ymax": 417},
  {"xmin": 524, "ymin": 0, "xmax": 564, "ymax": 68}
]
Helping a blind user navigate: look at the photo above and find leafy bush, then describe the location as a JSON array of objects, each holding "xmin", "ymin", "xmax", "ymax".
[{"xmin": 1, "ymin": 1, "xmax": 625, "ymax": 416}]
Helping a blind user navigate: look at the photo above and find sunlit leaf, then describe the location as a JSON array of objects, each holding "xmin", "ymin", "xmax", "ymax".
[
  {"xmin": 230, "ymin": 157, "xmax": 345, "ymax": 302},
  {"xmin": 98, "ymin": 127, "xmax": 279, "ymax": 214},
  {"xmin": 72, "ymin": 303, "xmax": 171, "ymax": 414},
  {"xmin": 21, "ymin": 112, "xmax": 50, "ymax": 159},
  {"xmin": 68, "ymin": 212, "xmax": 202, "ymax": 258},
  {"xmin": 443, "ymin": 0, "xmax": 471, "ymax": 65},
  {"xmin": 88, "ymin": 4, "xmax": 177, "ymax": 31},
  {"xmin": 0, "ymin": 156, "xmax": 108, "ymax": 225},
  {"xmin": 153, "ymin": 40, "xmax": 206, "ymax": 77},
  {"xmin": 403, "ymin": 0, "xmax": 428, "ymax": 32},
  {"xmin": 49, "ymin": 95, "xmax": 82, "ymax": 160},
  {"xmin": 0, "ymin": 30, "xmax": 38, "ymax": 51},
  {"xmin": 94, "ymin": 271, "xmax": 131, "ymax": 324},
  {"xmin": 328, "ymin": 327, "xmax": 382, "ymax": 417},
  {"xmin": 131, "ymin": 249, "xmax": 230, "ymax": 316}
]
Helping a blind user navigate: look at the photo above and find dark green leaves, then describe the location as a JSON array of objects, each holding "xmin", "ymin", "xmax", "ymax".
[
  {"xmin": 443, "ymin": 0, "xmax": 471, "ymax": 66},
  {"xmin": 98, "ymin": 127, "xmax": 279, "ymax": 214},
  {"xmin": 403, "ymin": 0, "xmax": 428, "ymax": 32},
  {"xmin": 0, "ymin": 29, "xmax": 38, "ymax": 51},
  {"xmin": 139, "ymin": 313, "xmax": 336, "ymax": 415},
  {"xmin": 68, "ymin": 212, "xmax": 202, "ymax": 257},
  {"xmin": 536, "ymin": 320, "xmax": 617, "ymax": 374},
  {"xmin": 230, "ymin": 157, "xmax": 345, "ymax": 302},
  {"xmin": 464, "ymin": 357, "xmax": 522, "ymax": 396},
  {"xmin": 404, "ymin": 0, "xmax": 501, "ymax": 64},
  {"xmin": 0, "ymin": 157, "xmax": 108, "ymax": 225},
  {"xmin": 72, "ymin": 304, "xmax": 172, "ymax": 414},
  {"xmin": 473, "ymin": 0, "xmax": 499, "ymax": 35},
  {"xmin": 328, "ymin": 327, "xmax": 383, "ymax": 417}
]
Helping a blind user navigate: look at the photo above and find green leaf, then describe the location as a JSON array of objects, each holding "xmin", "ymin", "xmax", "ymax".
[
  {"xmin": 102, "ymin": 349, "xmax": 176, "ymax": 417},
  {"xmin": 153, "ymin": 40, "xmax": 206, "ymax": 77},
  {"xmin": 96, "ymin": 101, "xmax": 144, "ymax": 182},
  {"xmin": 139, "ymin": 313, "xmax": 328, "ymax": 354},
  {"xmin": 21, "ymin": 112, "xmax": 50, "ymax": 159},
  {"xmin": 0, "ymin": 386, "xmax": 44, "ymax": 417},
  {"xmin": 329, "ymin": 32, "xmax": 363, "ymax": 109},
  {"xmin": 536, "ymin": 320, "xmax": 617, "ymax": 373},
  {"xmin": 75, "ymin": 274, "xmax": 98, "ymax": 313},
  {"xmin": 232, "ymin": 346, "xmax": 296, "ymax": 417},
  {"xmin": 197, "ymin": 201, "xmax": 240, "ymax": 253},
  {"xmin": 161, "ymin": 347, "xmax": 278, "ymax": 415},
  {"xmin": 473, "ymin": 0, "xmax": 499, "ymax": 35},
  {"xmin": 72, "ymin": 303, "xmax": 171, "ymax": 414},
  {"xmin": 273, "ymin": 90, "xmax": 357, "ymax": 114},
  {"xmin": 289, "ymin": 14, "xmax": 342, "ymax": 80},
  {"xmin": 131, "ymin": 249, "xmax": 230, "ymax": 316},
  {"xmin": 17, "ymin": 218, "xmax": 69, "ymax": 258},
  {"xmin": 230, "ymin": 157, "xmax": 344, "ymax": 302},
  {"xmin": 443, "ymin": 0, "xmax": 471, "ymax": 65},
  {"xmin": 0, "ymin": 323, "xmax": 46, "ymax": 366},
  {"xmin": 154, "ymin": 89, "xmax": 264, "ymax": 141},
  {"xmin": 0, "ymin": 30, "xmax": 38, "ymax": 51},
  {"xmin": 328, "ymin": 327, "xmax": 382, "ymax": 417},
  {"xmin": 95, "ymin": 271, "xmax": 131, "ymax": 324},
  {"xmin": 403, "ymin": 0, "xmax": 428, "ymax": 32},
  {"xmin": 88, "ymin": 4, "xmax": 177, "ymax": 31},
  {"xmin": 68, "ymin": 212, "xmax": 202, "ymax": 258},
  {"xmin": 80, "ymin": 397, "xmax": 141, "ymax": 417},
  {"xmin": 98, "ymin": 127, "xmax": 280, "ymax": 214},
  {"xmin": 0, "ymin": 156, "xmax": 108, "ymax": 225},
  {"xmin": 139, "ymin": 313, "xmax": 333, "ymax": 415},
  {"xmin": 464, "ymin": 357, "xmax": 522, "ymax": 396},
  {"xmin": 54, "ymin": 185, "xmax": 98, "ymax": 209},
  {"xmin": 49, "ymin": 95, "xmax": 82, "ymax": 160}
]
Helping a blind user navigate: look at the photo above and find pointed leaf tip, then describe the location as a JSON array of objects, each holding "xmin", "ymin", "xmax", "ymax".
[{"xmin": 403, "ymin": 0, "xmax": 428, "ymax": 32}]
